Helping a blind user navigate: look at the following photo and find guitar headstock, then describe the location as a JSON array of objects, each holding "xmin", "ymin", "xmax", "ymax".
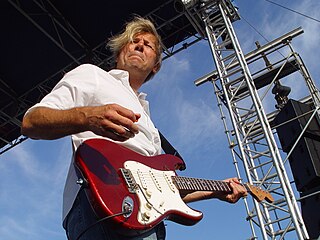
[{"xmin": 245, "ymin": 184, "xmax": 274, "ymax": 203}]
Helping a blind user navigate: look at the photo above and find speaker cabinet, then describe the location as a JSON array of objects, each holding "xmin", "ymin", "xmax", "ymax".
[
  {"xmin": 274, "ymin": 99, "xmax": 320, "ymax": 192},
  {"xmin": 301, "ymin": 190, "xmax": 320, "ymax": 239}
]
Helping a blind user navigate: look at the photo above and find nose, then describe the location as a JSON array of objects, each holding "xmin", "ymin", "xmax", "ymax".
[{"xmin": 134, "ymin": 39, "xmax": 144, "ymax": 51}]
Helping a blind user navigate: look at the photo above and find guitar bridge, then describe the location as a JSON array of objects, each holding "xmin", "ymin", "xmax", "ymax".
[{"xmin": 120, "ymin": 168, "xmax": 137, "ymax": 193}]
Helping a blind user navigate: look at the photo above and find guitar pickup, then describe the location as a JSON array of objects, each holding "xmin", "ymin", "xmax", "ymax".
[{"xmin": 120, "ymin": 168, "xmax": 137, "ymax": 193}]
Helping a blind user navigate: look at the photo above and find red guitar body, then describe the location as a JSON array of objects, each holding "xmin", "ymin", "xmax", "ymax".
[{"xmin": 75, "ymin": 139, "xmax": 203, "ymax": 233}]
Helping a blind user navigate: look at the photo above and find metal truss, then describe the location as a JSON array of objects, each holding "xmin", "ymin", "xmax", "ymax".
[
  {"xmin": 2, "ymin": 0, "xmax": 319, "ymax": 238},
  {"xmin": 1, "ymin": 0, "xmax": 203, "ymax": 154},
  {"xmin": 181, "ymin": 0, "xmax": 315, "ymax": 239}
]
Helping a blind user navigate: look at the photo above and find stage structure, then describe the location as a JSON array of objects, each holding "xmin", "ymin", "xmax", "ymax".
[
  {"xmin": 2, "ymin": 0, "xmax": 320, "ymax": 239},
  {"xmin": 0, "ymin": 0, "xmax": 203, "ymax": 154},
  {"xmin": 175, "ymin": 0, "xmax": 319, "ymax": 239}
]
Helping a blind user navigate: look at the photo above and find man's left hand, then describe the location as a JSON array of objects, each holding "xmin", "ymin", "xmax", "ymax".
[{"xmin": 218, "ymin": 178, "xmax": 248, "ymax": 203}]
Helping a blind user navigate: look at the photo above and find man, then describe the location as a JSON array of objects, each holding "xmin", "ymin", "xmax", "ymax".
[{"xmin": 21, "ymin": 16, "xmax": 247, "ymax": 240}]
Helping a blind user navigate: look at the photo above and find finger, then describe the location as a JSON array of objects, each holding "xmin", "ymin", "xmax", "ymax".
[
  {"xmin": 104, "ymin": 105, "xmax": 140, "ymax": 134},
  {"xmin": 231, "ymin": 178, "xmax": 240, "ymax": 184},
  {"xmin": 225, "ymin": 194, "xmax": 236, "ymax": 203},
  {"xmin": 105, "ymin": 131, "xmax": 130, "ymax": 142},
  {"xmin": 230, "ymin": 181, "xmax": 248, "ymax": 198},
  {"xmin": 98, "ymin": 125, "xmax": 132, "ymax": 142},
  {"xmin": 106, "ymin": 117, "xmax": 139, "ymax": 136},
  {"xmin": 101, "ymin": 120, "xmax": 136, "ymax": 139},
  {"xmin": 111, "ymin": 104, "xmax": 141, "ymax": 123},
  {"xmin": 134, "ymin": 113, "xmax": 141, "ymax": 122},
  {"xmin": 113, "ymin": 127, "xmax": 135, "ymax": 139}
]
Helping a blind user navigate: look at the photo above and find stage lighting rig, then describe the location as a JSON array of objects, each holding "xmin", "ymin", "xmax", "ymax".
[{"xmin": 272, "ymin": 81, "xmax": 291, "ymax": 109}]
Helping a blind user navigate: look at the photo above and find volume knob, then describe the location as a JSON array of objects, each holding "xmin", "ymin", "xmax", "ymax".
[
  {"xmin": 145, "ymin": 190, "xmax": 152, "ymax": 198},
  {"xmin": 145, "ymin": 202, "xmax": 152, "ymax": 210},
  {"xmin": 142, "ymin": 211, "xmax": 151, "ymax": 221}
]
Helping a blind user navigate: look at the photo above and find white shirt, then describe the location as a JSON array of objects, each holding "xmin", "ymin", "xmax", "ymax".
[{"xmin": 26, "ymin": 64, "xmax": 161, "ymax": 224}]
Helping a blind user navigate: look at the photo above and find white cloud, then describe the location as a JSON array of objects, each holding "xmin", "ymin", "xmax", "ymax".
[
  {"xmin": 144, "ymin": 53, "xmax": 223, "ymax": 141},
  {"xmin": 1, "ymin": 142, "xmax": 39, "ymax": 178},
  {"xmin": 0, "ymin": 138, "xmax": 69, "ymax": 240},
  {"xmin": 0, "ymin": 218, "xmax": 37, "ymax": 240}
]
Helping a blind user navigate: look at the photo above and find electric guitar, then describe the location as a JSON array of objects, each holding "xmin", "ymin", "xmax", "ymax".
[{"xmin": 75, "ymin": 138, "xmax": 273, "ymax": 233}]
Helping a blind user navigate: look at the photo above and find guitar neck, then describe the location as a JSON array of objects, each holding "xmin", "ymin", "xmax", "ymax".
[
  {"xmin": 172, "ymin": 176, "xmax": 233, "ymax": 193},
  {"xmin": 172, "ymin": 176, "xmax": 274, "ymax": 203}
]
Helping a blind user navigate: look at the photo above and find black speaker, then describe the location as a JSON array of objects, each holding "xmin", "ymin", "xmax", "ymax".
[
  {"xmin": 274, "ymin": 99, "xmax": 320, "ymax": 152},
  {"xmin": 289, "ymin": 137, "xmax": 320, "ymax": 191},
  {"xmin": 274, "ymin": 99, "xmax": 320, "ymax": 192},
  {"xmin": 300, "ymin": 189, "xmax": 320, "ymax": 239}
]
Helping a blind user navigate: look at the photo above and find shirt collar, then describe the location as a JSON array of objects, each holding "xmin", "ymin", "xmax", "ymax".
[
  {"xmin": 109, "ymin": 69, "xmax": 130, "ymax": 87},
  {"xmin": 137, "ymin": 92, "xmax": 147, "ymax": 100},
  {"xmin": 109, "ymin": 69, "xmax": 147, "ymax": 100}
]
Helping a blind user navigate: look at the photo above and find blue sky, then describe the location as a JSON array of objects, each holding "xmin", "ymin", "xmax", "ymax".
[{"xmin": 1, "ymin": 0, "xmax": 320, "ymax": 239}]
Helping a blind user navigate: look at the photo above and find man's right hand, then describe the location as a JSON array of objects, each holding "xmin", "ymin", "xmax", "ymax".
[
  {"xmin": 21, "ymin": 104, "xmax": 141, "ymax": 141},
  {"xmin": 84, "ymin": 104, "xmax": 141, "ymax": 141}
]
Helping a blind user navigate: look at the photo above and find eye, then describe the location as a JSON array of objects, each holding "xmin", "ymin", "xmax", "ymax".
[
  {"xmin": 132, "ymin": 38, "xmax": 140, "ymax": 44},
  {"xmin": 132, "ymin": 37, "xmax": 155, "ymax": 51},
  {"xmin": 145, "ymin": 43, "xmax": 155, "ymax": 51}
]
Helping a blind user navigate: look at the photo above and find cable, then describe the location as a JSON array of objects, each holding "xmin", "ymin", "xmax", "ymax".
[
  {"xmin": 75, "ymin": 210, "xmax": 132, "ymax": 240},
  {"xmin": 265, "ymin": 0, "xmax": 320, "ymax": 24},
  {"xmin": 239, "ymin": 13, "xmax": 302, "ymax": 71},
  {"xmin": 240, "ymin": 14, "xmax": 270, "ymax": 43}
]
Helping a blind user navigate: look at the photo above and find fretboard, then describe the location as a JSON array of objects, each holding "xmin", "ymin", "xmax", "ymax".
[{"xmin": 172, "ymin": 176, "xmax": 232, "ymax": 193}]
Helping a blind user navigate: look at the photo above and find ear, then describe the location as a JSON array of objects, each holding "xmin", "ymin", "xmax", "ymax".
[{"xmin": 152, "ymin": 62, "xmax": 161, "ymax": 74}]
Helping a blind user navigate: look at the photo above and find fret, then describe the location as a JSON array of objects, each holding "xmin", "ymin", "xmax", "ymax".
[
  {"xmin": 224, "ymin": 182, "xmax": 232, "ymax": 192},
  {"xmin": 212, "ymin": 180, "xmax": 220, "ymax": 191},
  {"xmin": 193, "ymin": 178, "xmax": 201, "ymax": 191},
  {"xmin": 203, "ymin": 179, "xmax": 211, "ymax": 191},
  {"xmin": 207, "ymin": 180, "xmax": 215, "ymax": 191},
  {"xmin": 217, "ymin": 181, "xmax": 231, "ymax": 192},
  {"xmin": 177, "ymin": 176, "xmax": 184, "ymax": 189},
  {"xmin": 208, "ymin": 180, "xmax": 215, "ymax": 190},
  {"xmin": 206, "ymin": 180, "xmax": 213, "ymax": 191},
  {"xmin": 194, "ymin": 178, "xmax": 202, "ymax": 191},
  {"xmin": 173, "ymin": 176, "xmax": 232, "ymax": 193},
  {"xmin": 179, "ymin": 177, "xmax": 185, "ymax": 189},
  {"xmin": 185, "ymin": 177, "xmax": 192, "ymax": 189},
  {"xmin": 199, "ymin": 179, "xmax": 206, "ymax": 191},
  {"xmin": 182, "ymin": 177, "xmax": 189, "ymax": 190},
  {"xmin": 173, "ymin": 176, "xmax": 181, "ymax": 189},
  {"xmin": 216, "ymin": 181, "xmax": 224, "ymax": 192}
]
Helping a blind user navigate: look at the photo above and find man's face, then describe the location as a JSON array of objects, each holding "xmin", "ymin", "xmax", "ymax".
[{"xmin": 116, "ymin": 32, "xmax": 159, "ymax": 78}]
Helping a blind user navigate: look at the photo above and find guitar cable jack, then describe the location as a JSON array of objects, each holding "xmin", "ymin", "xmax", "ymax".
[{"xmin": 122, "ymin": 196, "xmax": 134, "ymax": 218}]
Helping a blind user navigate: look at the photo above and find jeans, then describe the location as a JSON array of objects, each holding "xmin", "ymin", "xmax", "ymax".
[{"xmin": 65, "ymin": 189, "xmax": 166, "ymax": 240}]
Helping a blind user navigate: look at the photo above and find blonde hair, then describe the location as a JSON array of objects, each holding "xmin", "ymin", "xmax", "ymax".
[{"xmin": 107, "ymin": 16, "xmax": 162, "ymax": 82}]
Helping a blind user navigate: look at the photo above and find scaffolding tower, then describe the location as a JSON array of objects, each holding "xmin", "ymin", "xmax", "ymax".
[{"xmin": 176, "ymin": 0, "xmax": 320, "ymax": 239}]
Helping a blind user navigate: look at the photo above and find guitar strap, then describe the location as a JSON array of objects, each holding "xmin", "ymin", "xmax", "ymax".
[{"xmin": 158, "ymin": 130, "xmax": 186, "ymax": 170}]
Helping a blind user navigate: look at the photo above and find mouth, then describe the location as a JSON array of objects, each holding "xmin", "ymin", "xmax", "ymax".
[{"xmin": 128, "ymin": 53, "xmax": 144, "ymax": 61}]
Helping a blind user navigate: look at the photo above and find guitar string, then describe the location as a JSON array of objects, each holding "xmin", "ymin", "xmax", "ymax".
[
  {"xmin": 130, "ymin": 171, "xmax": 269, "ymax": 203},
  {"xmin": 135, "ymin": 171, "xmax": 231, "ymax": 192},
  {"xmin": 132, "ymin": 172, "xmax": 230, "ymax": 194},
  {"xmin": 136, "ymin": 172, "xmax": 229, "ymax": 189},
  {"xmin": 136, "ymin": 170, "xmax": 228, "ymax": 184}
]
